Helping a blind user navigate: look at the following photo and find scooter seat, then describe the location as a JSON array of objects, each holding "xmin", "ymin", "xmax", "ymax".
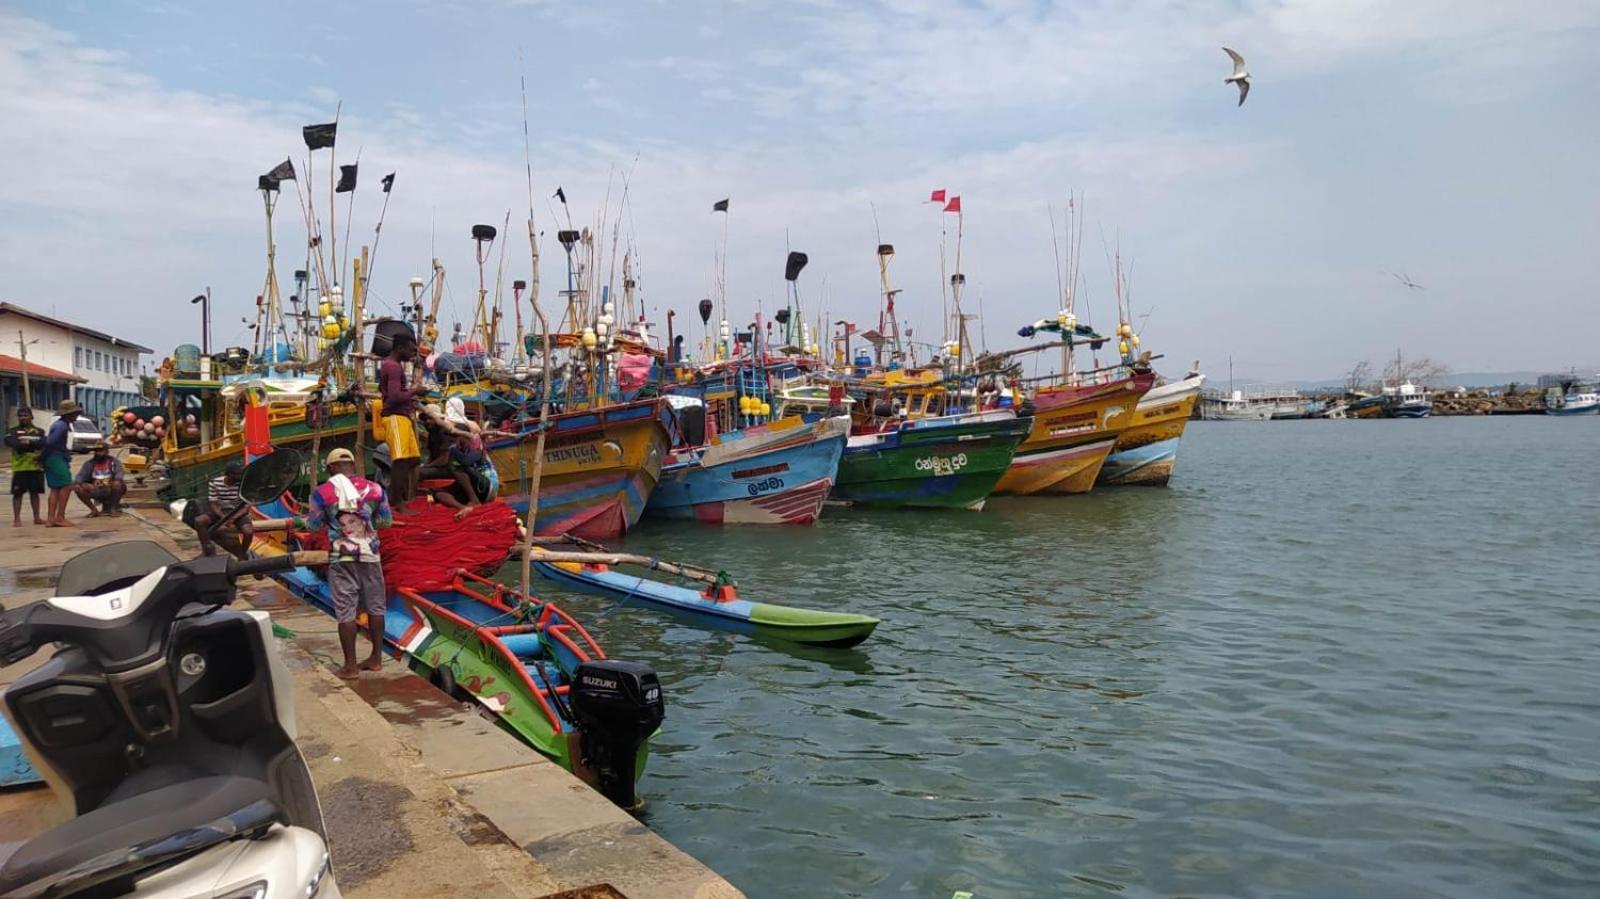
[{"xmin": 0, "ymin": 774, "xmax": 280, "ymax": 895}]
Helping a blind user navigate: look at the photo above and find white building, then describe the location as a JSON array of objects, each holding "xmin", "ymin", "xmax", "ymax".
[{"xmin": 1, "ymin": 302, "xmax": 153, "ymax": 424}]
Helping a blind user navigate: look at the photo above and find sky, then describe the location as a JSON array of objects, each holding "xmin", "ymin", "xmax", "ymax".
[{"xmin": 1, "ymin": 0, "xmax": 1596, "ymax": 383}]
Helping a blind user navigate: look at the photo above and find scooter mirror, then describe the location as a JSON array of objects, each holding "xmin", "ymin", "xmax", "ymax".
[{"xmin": 239, "ymin": 449, "xmax": 307, "ymax": 506}]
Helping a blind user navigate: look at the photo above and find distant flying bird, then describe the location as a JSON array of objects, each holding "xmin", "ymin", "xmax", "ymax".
[
  {"xmin": 1385, "ymin": 271, "xmax": 1426, "ymax": 290},
  {"xmin": 1223, "ymin": 47, "xmax": 1250, "ymax": 106}
]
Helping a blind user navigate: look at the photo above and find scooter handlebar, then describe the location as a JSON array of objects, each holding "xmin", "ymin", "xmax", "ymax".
[{"xmin": 226, "ymin": 555, "xmax": 295, "ymax": 581}]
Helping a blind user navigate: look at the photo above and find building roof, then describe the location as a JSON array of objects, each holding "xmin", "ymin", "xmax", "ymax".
[
  {"xmin": 0, "ymin": 354, "xmax": 86, "ymax": 383},
  {"xmin": 0, "ymin": 302, "xmax": 155, "ymax": 354}
]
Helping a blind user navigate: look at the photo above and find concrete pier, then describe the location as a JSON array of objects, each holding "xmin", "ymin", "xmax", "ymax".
[{"xmin": 0, "ymin": 487, "xmax": 742, "ymax": 899}]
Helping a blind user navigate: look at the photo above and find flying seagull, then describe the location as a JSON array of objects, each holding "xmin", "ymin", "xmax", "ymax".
[
  {"xmin": 1223, "ymin": 47, "xmax": 1250, "ymax": 106},
  {"xmin": 1386, "ymin": 271, "xmax": 1426, "ymax": 290}
]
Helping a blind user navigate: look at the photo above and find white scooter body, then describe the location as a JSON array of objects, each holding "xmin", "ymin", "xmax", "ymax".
[{"xmin": 0, "ymin": 544, "xmax": 341, "ymax": 898}]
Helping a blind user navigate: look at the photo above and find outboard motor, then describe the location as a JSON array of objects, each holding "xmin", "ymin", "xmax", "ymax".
[{"xmin": 569, "ymin": 660, "xmax": 665, "ymax": 809}]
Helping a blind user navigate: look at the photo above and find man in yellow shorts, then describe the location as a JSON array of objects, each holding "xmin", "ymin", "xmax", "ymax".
[{"xmin": 378, "ymin": 334, "xmax": 427, "ymax": 504}]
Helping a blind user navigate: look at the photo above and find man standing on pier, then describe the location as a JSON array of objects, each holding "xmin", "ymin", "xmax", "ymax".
[
  {"xmin": 378, "ymin": 334, "xmax": 426, "ymax": 506},
  {"xmin": 40, "ymin": 400, "xmax": 80, "ymax": 528},
  {"xmin": 5, "ymin": 407, "xmax": 44, "ymax": 527},
  {"xmin": 304, "ymin": 448, "xmax": 393, "ymax": 679}
]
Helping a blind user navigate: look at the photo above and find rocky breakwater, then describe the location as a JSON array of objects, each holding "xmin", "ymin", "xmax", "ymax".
[{"xmin": 1430, "ymin": 386, "xmax": 1545, "ymax": 416}]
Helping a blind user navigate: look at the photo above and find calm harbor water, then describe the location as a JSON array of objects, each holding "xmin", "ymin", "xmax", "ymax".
[{"xmin": 499, "ymin": 418, "xmax": 1600, "ymax": 897}]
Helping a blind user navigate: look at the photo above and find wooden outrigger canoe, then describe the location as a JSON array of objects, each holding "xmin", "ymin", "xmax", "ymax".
[{"xmin": 530, "ymin": 546, "xmax": 879, "ymax": 648}]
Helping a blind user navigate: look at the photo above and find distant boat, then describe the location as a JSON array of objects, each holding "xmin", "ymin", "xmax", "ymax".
[
  {"xmin": 1544, "ymin": 388, "xmax": 1600, "ymax": 416},
  {"xmin": 1198, "ymin": 388, "xmax": 1308, "ymax": 420},
  {"xmin": 1382, "ymin": 382, "xmax": 1432, "ymax": 418}
]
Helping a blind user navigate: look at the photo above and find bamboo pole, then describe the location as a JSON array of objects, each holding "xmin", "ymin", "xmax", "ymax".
[
  {"xmin": 517, "ymin": 61, "xmax": 555, "ymax": 599},
  {"xmin": 351, "ymin": 249, "xmax": 369, "ymax": 471},
  {"xmin": 516, "ymin": 550, "xmax": 727, "ymax": 586}
]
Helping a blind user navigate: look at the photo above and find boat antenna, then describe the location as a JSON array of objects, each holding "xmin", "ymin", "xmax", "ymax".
[{"xmin": 517, "ymin": 49, "xmax": 555, "ymax": 600}]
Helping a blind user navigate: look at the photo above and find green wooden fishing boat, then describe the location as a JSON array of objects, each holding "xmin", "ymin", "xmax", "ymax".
[{"xmin": 832, "ymin": 410, "xmax": 1031, "ymax": 510}]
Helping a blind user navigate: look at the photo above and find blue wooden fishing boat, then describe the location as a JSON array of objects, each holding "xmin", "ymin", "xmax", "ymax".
[
  {"xmin": 531, "ymin": 547, "xmax": 879, "ymax": 647},
  {"xmin": 646, "ymin": 405, "xmax": 847, "ymax": 524}
]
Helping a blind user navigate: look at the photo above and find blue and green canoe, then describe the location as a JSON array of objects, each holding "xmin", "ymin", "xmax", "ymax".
[{"xmin": 531, "ymin": 548, "xmax": 879, "ymax": 648}]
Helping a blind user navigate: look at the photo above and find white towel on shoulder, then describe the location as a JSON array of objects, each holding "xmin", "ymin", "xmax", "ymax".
[{"xmin": 327, "ymin": 473, "xmax": 362, "ymax": 512}]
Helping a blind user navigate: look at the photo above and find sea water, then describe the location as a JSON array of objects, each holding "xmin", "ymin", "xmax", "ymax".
[{"xmin": 500, "ymin": 417, "xmax": 1600, "ymax": 897}]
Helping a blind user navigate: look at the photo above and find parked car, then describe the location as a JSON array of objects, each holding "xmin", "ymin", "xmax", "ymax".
[{"xmin": 66, "ymin": 417, "xmax": 103, "ymax": 452}]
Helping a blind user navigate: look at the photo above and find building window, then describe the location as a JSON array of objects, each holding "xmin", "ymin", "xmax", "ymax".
[{"xmin": 75, "ymin": 347, "xmax": 83, "ymax": 368}]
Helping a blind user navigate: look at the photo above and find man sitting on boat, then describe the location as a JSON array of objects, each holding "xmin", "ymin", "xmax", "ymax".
[
  {"xmin": 419, "ymin": 398, "xmax": 501, "ymax": 519},
  {"xmin": 72, "ymin": 441, "xmax": 126, "ymax": 517},
  {"xmin": 188, "ymin": 460, "xmax": 253, "ymax": 558},
  {"xmin": 304, "ymin": 447, "xmax": 393, "ymax": 680}
]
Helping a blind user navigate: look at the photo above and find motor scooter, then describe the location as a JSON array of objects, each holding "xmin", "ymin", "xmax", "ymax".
[{"xmin": 0, "ymin": 541, "xmax": 338, "ymax": 898}]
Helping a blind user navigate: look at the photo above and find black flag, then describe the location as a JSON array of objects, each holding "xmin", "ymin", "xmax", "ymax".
[
  {"xmin": 712, "ymin": 198, "xmax": 729, "ymax": 213},
  {"xmin": 335, "ymin": 164, "xmax": 358, "ymax": 193},
  {"xmin": 381, "ymin": 172, "xmax": 395, "ymax": 193},
  {"xmin": 258, "ymin": 158, "xmax": 295, "ymax": 191},
  {"xmin": 302, "ymin": 122, "xmax": 337, "ymax": 150},
  {"xmin": 554, "ymin": 186, "xmax": 567, "ymax": 204}
]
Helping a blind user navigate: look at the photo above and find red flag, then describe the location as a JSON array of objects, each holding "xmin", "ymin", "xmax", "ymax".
[
  {"xmin": 929, "ymin": 189, "xmax": 946, "ymax": 203},
  {"xmin": 943, "ymin": 196, "xmax": 961, "ymax": 213}
]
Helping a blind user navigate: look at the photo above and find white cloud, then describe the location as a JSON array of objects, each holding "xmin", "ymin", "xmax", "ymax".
[{"xmin": 0, "ymin": 6, "xmax": 1596, "ymax": 377}]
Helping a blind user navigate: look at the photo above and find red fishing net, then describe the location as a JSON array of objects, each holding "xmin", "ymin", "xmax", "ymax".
[{"xmin": 292, "ymin": 500, "xmax": 520, "ymax": 590}]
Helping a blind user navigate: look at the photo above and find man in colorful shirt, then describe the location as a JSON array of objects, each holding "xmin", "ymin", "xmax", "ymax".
[
  {"xmin": 73, "ymin": 441, "xmax": 126, "ymax": 516},
  {"xmin": 5, "ymin": 406, "xmax": 45, "ymax": 527},
  {"xmin": 41, "ymin": 399, "xmax": 81, "ymax": 528},
  {"xmin": 304, "ymin": 448, "xmax": 394, "ymax": 679}
]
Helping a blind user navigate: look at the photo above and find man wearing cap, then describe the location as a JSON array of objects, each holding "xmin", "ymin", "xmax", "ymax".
[
  {"xmin": 40, "ymin": 399, "xmax": 80, "ymax": 527},
  {"xmin": 304, "ymin": 448, "xmax": 393, "ymax": 679},
  {"xmin": 190, "ymin": 460, "xmax": 253, "ymax": 558},
  {"xmin": 5, "ymin": 407, "xmax": 45, "ymax": 527},
  {"xmin": 73, "ymin": 441, "xmax": 126, "ymax": 517}
]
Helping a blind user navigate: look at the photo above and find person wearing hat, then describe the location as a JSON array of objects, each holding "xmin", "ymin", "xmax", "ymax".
[
  {"xmin": 189, "ymin": 459, "xmax": 252, "ymax": 558},
  {"xmin": 40, "ymin": 399, "xmax": 81, "ymax": 527},
  {"xmin": 73, "ymin": 440, "xmax": 126, "ymax": 517},
  {"xmin": 304, "ymin": 447, "xmax": 394, "ymax": 679},
  {"xmin": 5, "ymin": 407, "xmax": 45, "ymax": 527}
]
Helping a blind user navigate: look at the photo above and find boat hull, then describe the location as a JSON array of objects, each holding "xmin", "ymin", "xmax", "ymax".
[
  {"xmin": 1389, "ymin": 406, "xmax": 1431, "ymax": 419},
  {"xmin": 832, "ymin": 411, "xmax": 1030, "ymax": 510},
  {"xmin": 1544, "ymin": 402, "xmax": 1599, "ymax": 416},
  {"xmin": 646, "ymin": 416, "xmax": 845, "ymax": 525},
  {"xmin": 1098, "ymin": 375, "xmax": 1203, "ymax": 487},
  {"xmin": 993, "ymin": 372, "xmax": 1152, "ymax": 496},
  {"xmin": 535, "ymin": 559, "xmax": 879, "ymax": 647},
  {"xmin": 489, "ymin": 399, "xmax": 669, "ymax": 540}
]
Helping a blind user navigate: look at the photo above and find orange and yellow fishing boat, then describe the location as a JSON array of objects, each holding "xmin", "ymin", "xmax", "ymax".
[{"xmin": 993, "ymin": 367, "xmax": 1155, "ymax": 495}]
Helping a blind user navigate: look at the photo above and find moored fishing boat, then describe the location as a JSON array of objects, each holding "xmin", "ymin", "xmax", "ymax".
[
  {"xmin": 1097, "ymin": 371, "xmax": 1206, "ymax": 487},
  {"xmin": 993, "ymin": 367, "xmax": 1155, "ymax": 495},
  {"xmin": 1382, "ymin": 381, "xmax": 1431, "ymax": 418},
  {"xmin": 1542, "ymin": 386, "xmax": 1599, "ymax": 416},
  {"xmin": 833, "ymin": 409, "xmax": 1031, "ymax": 510},
  {"xmin": 480, "ymin": 397, "xmax": 670, "ymax": 538},
  {"xmin": 646, "ymin": 404, "xmax": 847, "ymax": 524},
  {"xmin": 530, "ymin": 545, "xmax": 879, "ymax": 647}
]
